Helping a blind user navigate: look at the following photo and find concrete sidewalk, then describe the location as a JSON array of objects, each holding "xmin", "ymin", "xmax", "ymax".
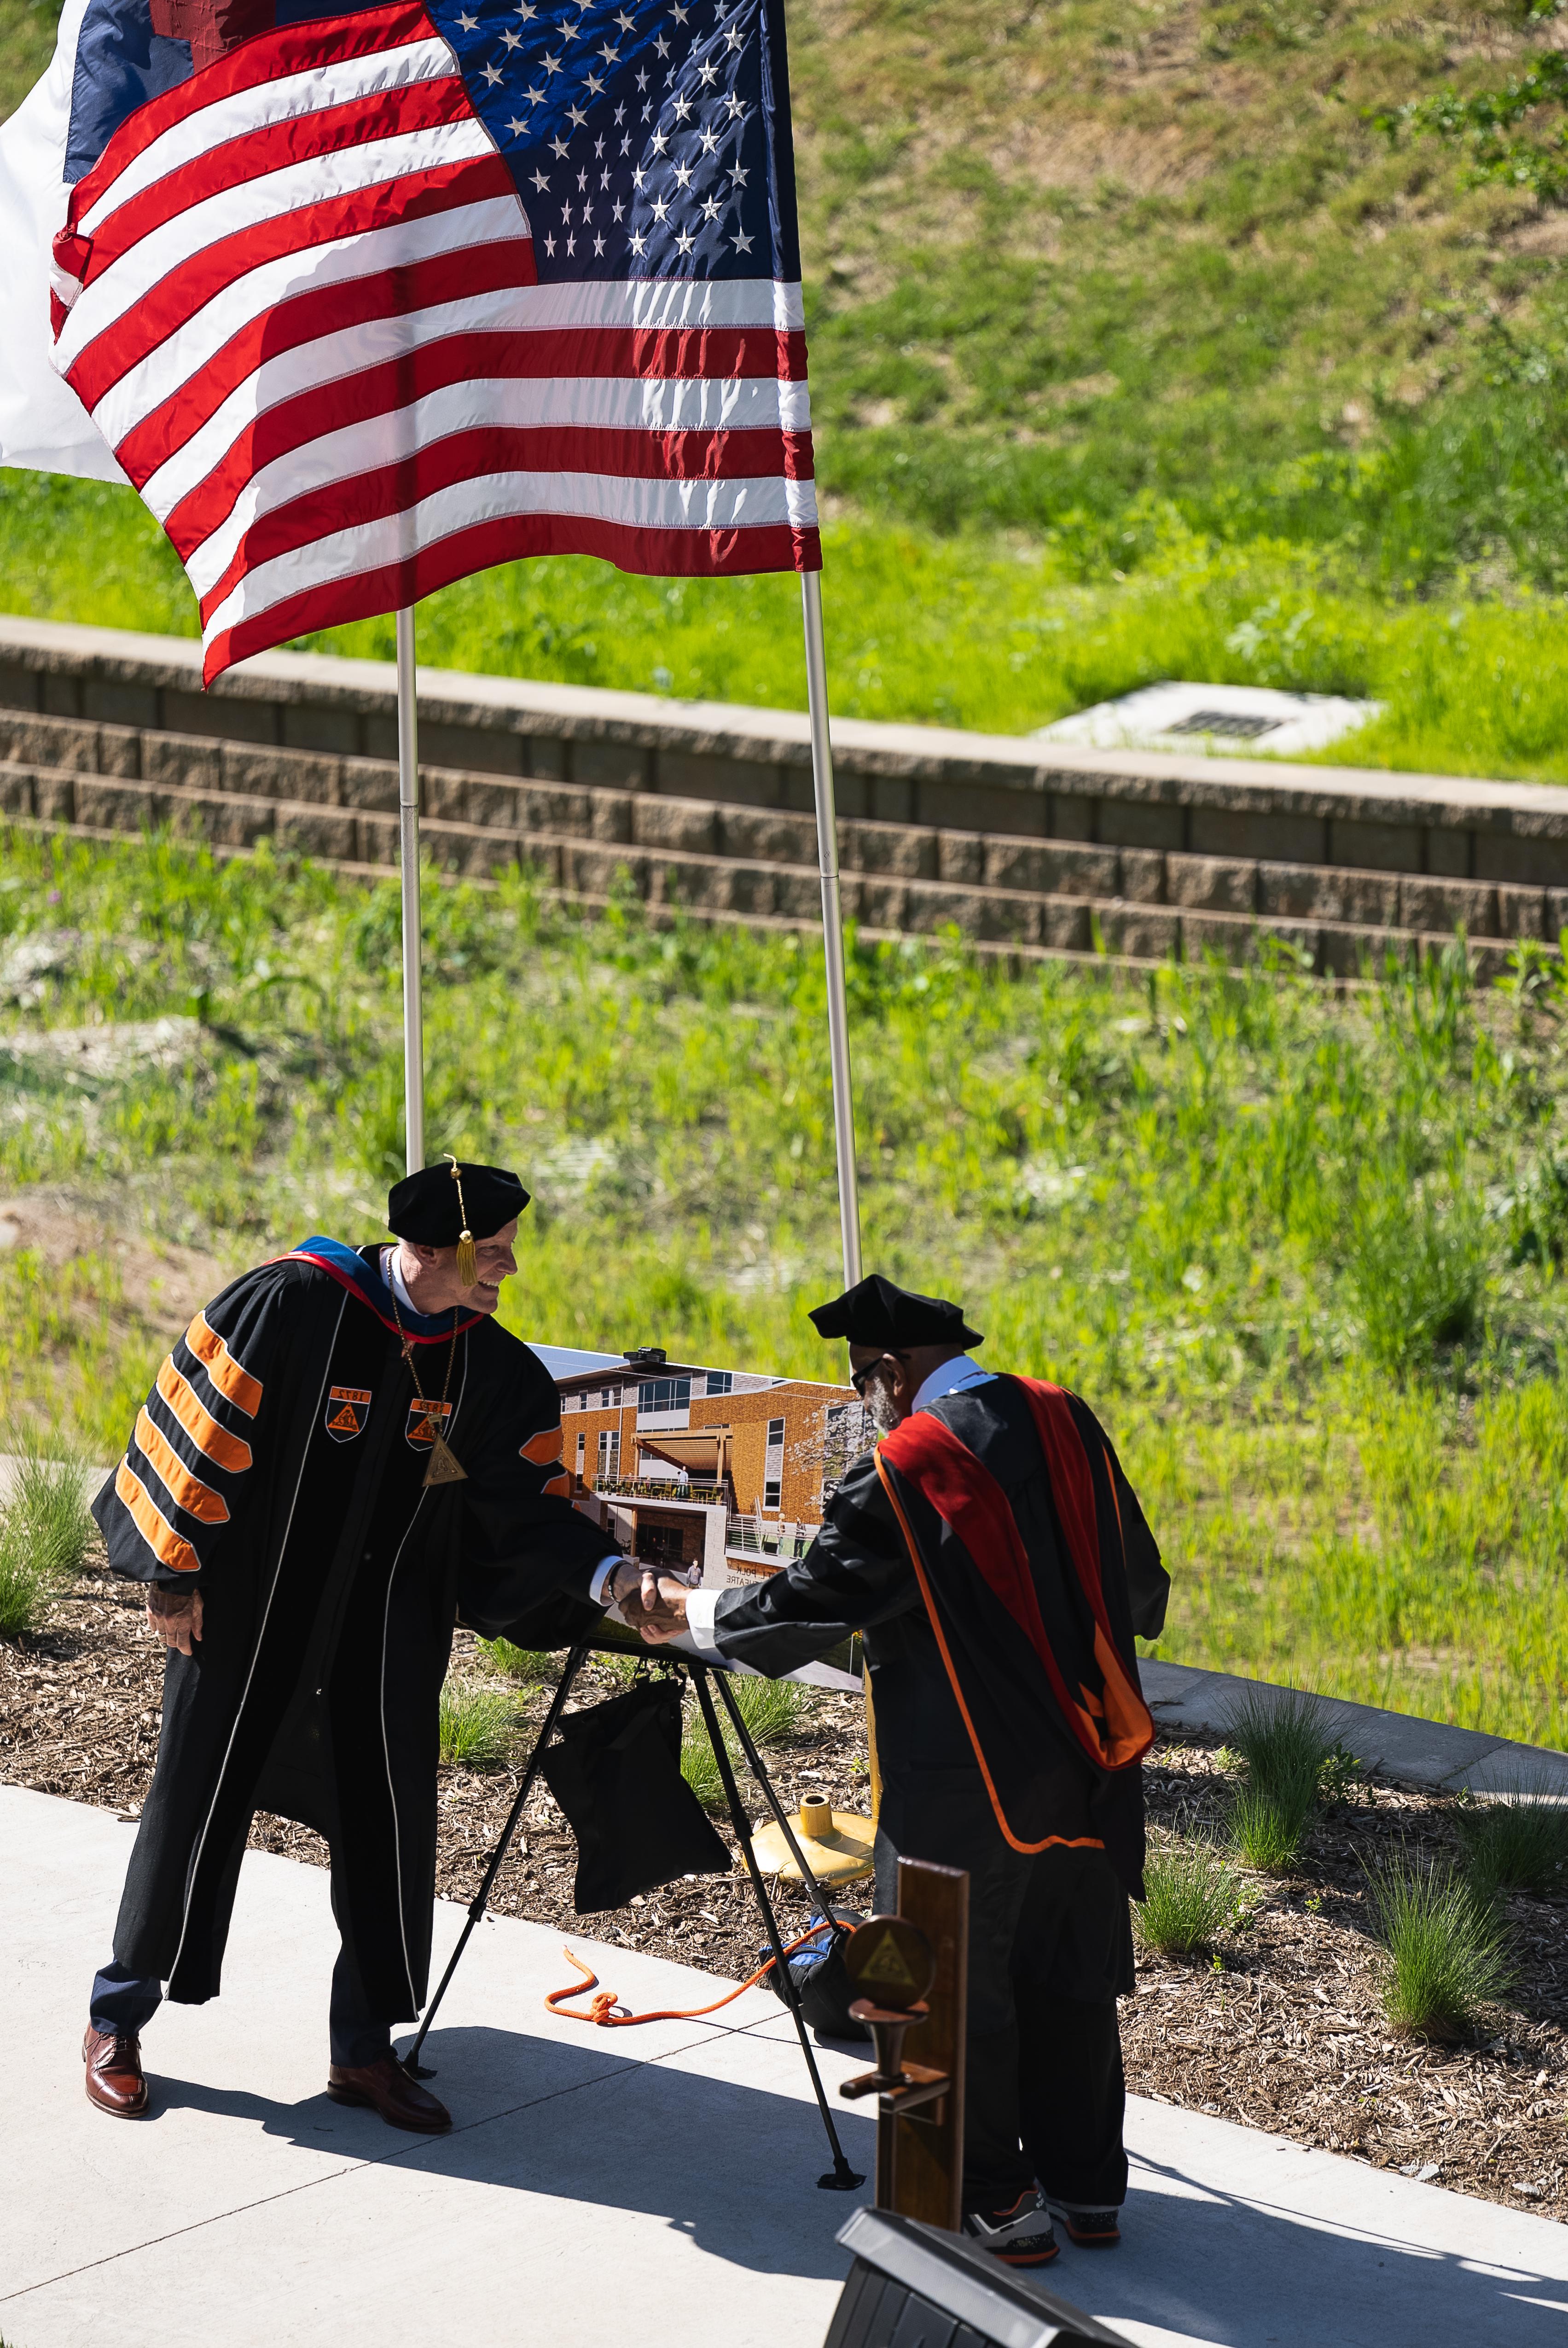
[
  {"xmin": 1140, "ymin": 1660, "xmax": 1568, "ymax": 1799},
  {"xmin": 2, "ymin": 1784, "xmax": 1565, "ymax": 2348}
]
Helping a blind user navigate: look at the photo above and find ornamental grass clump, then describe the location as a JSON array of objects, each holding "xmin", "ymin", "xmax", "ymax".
[
  {"xmin": 680, "ymin": 1675, "xmax": 809, "ymax": 1812},
  {"xmin": 1224, "ymin": 1687, "xmax": 1340, "ymax": 1875},
  {"xmin": 1364, "ymin": 1854, "xmax": 1513, "ymax": 2041},
  {"xmin": 1455, "ymin": 1790, "xmax": 1568, "ymax": 1899},
  {"xmin": 1134, "ymin": 1837, "xmax": 1244, "ymax": 1957},
  {"xmin": 725, "ymin": 1674, "xmax": 809, "ymax": 1749},
  {"xmin": 680, "ymin": 1713, "xmax": 731, "ymax": 1812},
  {"xmin": 476, "ymin": 1638, "xmax": 556, "ymax": 1684},
  {"xmin": 0, "ymin": 1448, "xmax": 93, "ymax": 1641},
  {"xmin": 437, "ymin": 1680, "xmax": 521, "ymax": 1770}
]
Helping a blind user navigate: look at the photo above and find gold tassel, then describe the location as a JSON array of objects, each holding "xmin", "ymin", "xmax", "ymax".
[{"xmin": 446, "ymin": 1153, "xmax": 477, "ymax": 1287}]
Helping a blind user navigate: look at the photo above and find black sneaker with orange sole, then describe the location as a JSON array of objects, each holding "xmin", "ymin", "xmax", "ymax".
[
  {"xmin": 960, "ymin": 2190, "xmax": 1060, "ymax": 2267},
  {"xmin": 1045, "ymin": 2200, "xmax": 1121, "ymax": 2246}
]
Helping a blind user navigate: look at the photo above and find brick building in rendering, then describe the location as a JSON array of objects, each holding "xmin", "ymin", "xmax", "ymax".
[{"xmin": 555, "ymin": 1348, "xmax": 871, "ymax": 1586}]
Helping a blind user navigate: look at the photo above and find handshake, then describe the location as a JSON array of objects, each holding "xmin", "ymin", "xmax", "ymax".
[{"xmin": 607, "ymin": 1558, "xmax": 694, "ymax": 1642}]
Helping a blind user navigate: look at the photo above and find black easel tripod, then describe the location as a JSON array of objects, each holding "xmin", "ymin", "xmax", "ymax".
[{"xmin": 401, "ymin": 1639, "xmax": 866, "ymax": 2192}]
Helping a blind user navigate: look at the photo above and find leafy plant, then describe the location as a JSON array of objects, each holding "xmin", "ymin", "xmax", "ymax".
[
  {"xmin": 1364, "ymin": 1855, "xmax": 1513, "ymax": 2040},
  {"xmin": 680, "ymin": 1711, "xmax": 733, "ymax": 1813},
  {"xmin": 1375, "ymin": 54, "xmax": 1568, "ymax": 207},
  {"xmin": 437, "ymin": 1680, "xmax": 521, "ymax": 1770},
  {"xmin": 1223, "ymin": 1687, "xmax": 1341, "ymax": 1871},
  {"xmin": 0, "ymin": 1521, "xmax": 53, "ymax": 1640},
  {"xmin": 1231, "ymin": 1782, "xmax": 1316, "ymax": 1873},
  {"xmin": 476, "ymin": 1638, "xmax": 557, "ymax": 1684},
  {"xmin": 1455, "ymin": 1790, "xmax": 1568, "ymax": 1898},
  {"xmin": 0, "ymin": 1446, "xmax": 93, "ymax": 1640},
  {"xmin": 1135, "ymin": 1838, "xmax": 1246, "ymax": 1955},
  {"xmin": 9, "ymin": 1447, "xmax": 94, "ymax": 1585},
  {"xmin": 722, "ymin": 1673, "xmax": 810, "ymax": 1750},
  {"xmin": 1223, "ymin": 1685, "xmax": 1339, "ymax": 1801}
]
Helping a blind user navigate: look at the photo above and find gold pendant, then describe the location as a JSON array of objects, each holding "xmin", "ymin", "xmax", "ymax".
[{"xmin": 424, "ymin": 1436, "xmax": 468, "ymax": 1488}]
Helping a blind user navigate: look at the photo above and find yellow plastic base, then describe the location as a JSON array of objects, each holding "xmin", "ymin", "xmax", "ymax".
[{"xmin": 750, "ymin": 1803, "xmax": 875, "ymax": 1883}]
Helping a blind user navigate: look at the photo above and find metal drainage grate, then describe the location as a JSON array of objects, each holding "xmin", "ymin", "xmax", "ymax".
[{"xmin": 1165, "ymin": 709, "xmax": 1282, "ymax": 738}]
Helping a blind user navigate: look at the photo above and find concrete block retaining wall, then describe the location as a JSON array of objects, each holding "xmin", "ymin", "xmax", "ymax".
[{"xmin": 2, "ymin": 616, "xmax": 1565, "ymax": 972}]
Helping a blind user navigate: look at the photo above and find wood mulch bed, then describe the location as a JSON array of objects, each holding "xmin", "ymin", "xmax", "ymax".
[{"xmin": 3, "ymin": 1562, "xmax": 1565, "ymax": 2222}]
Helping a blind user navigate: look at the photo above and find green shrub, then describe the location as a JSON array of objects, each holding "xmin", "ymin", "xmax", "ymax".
[
  {"xmin": 1365, "ymin": 1856, "xmax": 1513, "ymax": 2040},
  {"xmin": 437, "ymin": 1680, "xmax": 521, "ymax": 1769},
  {"xmin": 1231, "ymin": 1781, "xmax": 1315, "ymax": 1874},
  {"xmin": 1223, "ymin": 1685, "xmax": 1338, "ymax": 1804},
  {"xmin": 10, "ymin": 1450, "xmax": 94, "ymax": 1585},
  {"xmin": 677, "ymin": 1676, "xmax": 808, "ymax": 1813},
  {"xmin": 1456, "ymin": 1791, "xmax": 1568, "ymax": 1899},
  {"xmin": 1135, "ymin": 1838, "xmax": 1245, "ymax": 1956},
  {"xmin": 1223, "ymin": 1685, "xmax": 1339, "ymax": 1869},
  {"xmin": 723, "ymin": 1673, "xmax": 810, "ymax": 1750},
  {"xmin": 476, "ymin": 1638, "xmax": 556, "ymax": 1683},
  {"xmin": 680, "ymin": 1712, "xmax": 732, "ymax": 1813},
  {"xmin": 0, "ymin": 1521, "xmax": 53, "ymax": 1640},
  {"xmin": 0, "ymin": 1448, "xmax": 93, "ymax": 1640}
]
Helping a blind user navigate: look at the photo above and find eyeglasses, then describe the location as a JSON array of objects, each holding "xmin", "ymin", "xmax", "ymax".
[{"xmin": 850, "ymin": 1351, "xmax": 909, "ymax": 1395}]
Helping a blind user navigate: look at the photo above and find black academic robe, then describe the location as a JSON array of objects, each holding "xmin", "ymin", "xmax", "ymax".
[
  {"xmin": 701, "ymin": 1376, "xmax": 1168, "ymax": 1898},
  {"xmin": 93, "ymin": 1236, "xmax": 612, "ymax": 2023}
]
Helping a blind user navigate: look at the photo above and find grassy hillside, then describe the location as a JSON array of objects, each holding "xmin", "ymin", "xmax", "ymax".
[
  {"xmin": 6, "ymin": 827, "xmax": 1568, "ymax": 1743},
  {"xmin": 8, "ymin": 0, "xmax": 1568, "ymax": 775}
]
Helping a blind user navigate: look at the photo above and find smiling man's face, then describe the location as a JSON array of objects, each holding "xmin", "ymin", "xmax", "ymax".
[{"xmin": 399, "ymin": 1218, "xmax": 520, "ymax": 1316}]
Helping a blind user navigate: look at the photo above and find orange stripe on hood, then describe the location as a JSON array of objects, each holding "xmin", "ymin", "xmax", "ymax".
[
  {"xmin": 157, "ymin": 1357, "xmax": 253, "ymax": 1474},
  {"xmin": 116, "ymin": 1459, "xmax": 200, "ymax": 1575},
  {"xmin": 185, "ymin": 1312, "xmax": 262, "ymax": 1417}
]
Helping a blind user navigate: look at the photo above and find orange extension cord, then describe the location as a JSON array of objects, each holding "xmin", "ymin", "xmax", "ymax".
[{"xmin": 546, "ymin": 1921, "xmax": 835, "ymax": 2028}]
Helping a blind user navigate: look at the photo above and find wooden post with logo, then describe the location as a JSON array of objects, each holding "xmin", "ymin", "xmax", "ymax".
[{"xmin": 838, "ymin": 1859, "xmax": 969, "ymax": 2232}]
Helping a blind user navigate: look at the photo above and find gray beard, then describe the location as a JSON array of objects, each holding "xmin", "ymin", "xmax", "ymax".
[{"xmin": 866, "ymin": 1382, "xmax": 900, "ymax": 1436}]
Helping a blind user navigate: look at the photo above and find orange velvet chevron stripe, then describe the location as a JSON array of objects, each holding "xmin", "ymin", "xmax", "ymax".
[
  {"xmin": 157, "ymin": 1358, "xmax": 254, "ymax": 1474},
  {"xmin": 184, "ymin": 1312, "xmax": 263, "ymax": 1416},
  {"xmin": 519, "ymin": 1426, "xmax": 563, "ymax": 1465},
  {"xmin": 135, "ymin": 1406, "xmax": 229, "ymax": 1524},
  {"xmin": 115, "ymin": 1459, "xmax": 201, "ymax": 1574}
]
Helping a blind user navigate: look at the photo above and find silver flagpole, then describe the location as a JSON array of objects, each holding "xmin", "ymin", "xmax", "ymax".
[
  {"xmin": 396, "ymin": 605, "xmax": 424, "ymax": 1177},
  {"xmin": 800, "ymin": 570, "xmax": 861, "ymax": 1287}
]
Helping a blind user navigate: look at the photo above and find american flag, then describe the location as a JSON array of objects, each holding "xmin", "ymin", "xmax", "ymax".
[{"xmin": 48, "ymin": 0, "xmax": 819, "ymax": 683}]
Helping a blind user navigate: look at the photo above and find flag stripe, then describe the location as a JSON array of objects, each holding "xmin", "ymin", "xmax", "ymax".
[
  {"xmin": 203, "ymin": 461, "xmax": 819, "ymax": 639},
  {"xmin": 84, "ymin": 73, "xmax": 474, "ymax": 281},
  {"xmin": 62, "ymin": 122, "xmax": 504, "ymax": 371},
  {"xmin": 206, "ymin": 512, "xmax": 821, "ymax": 677},
  {"xmin": 194, "ymin": 421, "xmax": 817, "ymax": 605},
  {"xmin": 158, "ymin": 341, "xmax": 813, "ymax": 560},
  {"xmin": 90, "ymin": 201, "xmax": 530, "ymax": 462},
  {"xmin": 133, "ymin": 317, "xmax": 806, "ymax": 505},
  {"xmin": 70, "ymin": 0, "xmax": 438, "ymax": 215},
  {"xmin": 78, "ymin": 28, "xmax": 455, "ymax": 237}
]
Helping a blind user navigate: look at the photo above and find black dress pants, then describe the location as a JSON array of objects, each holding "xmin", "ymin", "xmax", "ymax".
[
  {"xmin": 877, "ymin": 1766, "xmax": 1134, "ymax": 2213},
  {"xmin": 88, "ymin": 1866, "xmax": 390, "ymax": 2069}
]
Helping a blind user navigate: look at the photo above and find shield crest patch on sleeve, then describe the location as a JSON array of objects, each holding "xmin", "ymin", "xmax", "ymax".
[
  {"xmin": 406, "ymin": 1398, "xmax": 453, "ymax": 1451},
  {"xmin": 324, "ymin": 1386, "xmax": 371, "ymax": 1442}
]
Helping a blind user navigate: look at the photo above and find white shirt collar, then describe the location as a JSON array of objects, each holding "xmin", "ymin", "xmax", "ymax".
[
  {"xmin": 381, "ymin": 1244, "xmax": 418, "ymax": 1315},
  {"xmin": 911, "ymin": 1354, "xmax": 994, "ymax": 1414}
]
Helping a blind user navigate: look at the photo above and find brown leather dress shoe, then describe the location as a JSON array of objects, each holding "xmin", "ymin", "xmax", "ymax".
[
  {"xmin": 83, "ymin": 2026, "xmax": 151, "ymax": 2119},
  {"xmin": 326, "ymin": 2054, "xmax": 452, "ymax": 2133}
]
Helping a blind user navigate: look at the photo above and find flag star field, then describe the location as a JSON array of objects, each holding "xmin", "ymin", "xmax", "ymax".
[{"xmin": 435, "ymin": 0, "xmax": 794, "ymax": 283}]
